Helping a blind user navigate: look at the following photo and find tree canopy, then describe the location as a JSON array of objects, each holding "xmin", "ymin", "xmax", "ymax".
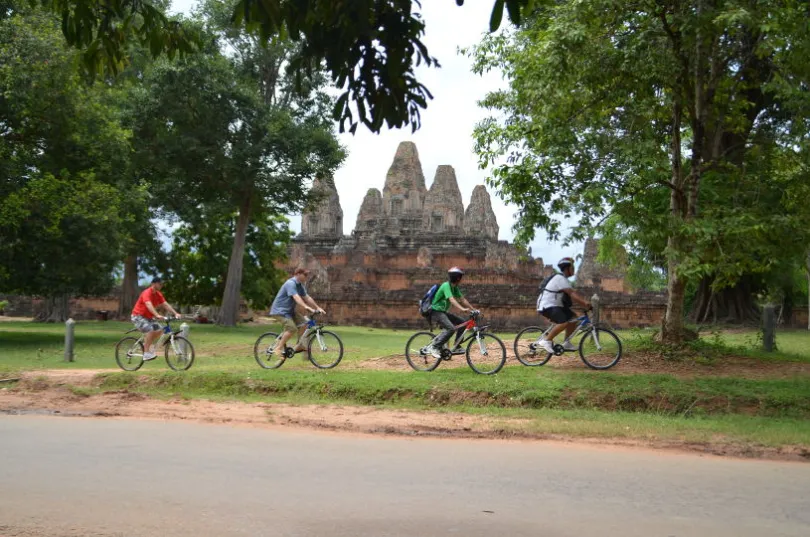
[
  {"xmin": 0, "ymin": 4, "xmax": 131, "ymax": 320},
  {"xmin": 130, "ymin": 0, "xmax": 345, "ymax": 325},
  {"xmin": 38, "ymin": 0, "xmax": 535, "ymax": 133},
  {"xmin": 468, "ymin": 0, "xmax": 810, "ymax": 340}
]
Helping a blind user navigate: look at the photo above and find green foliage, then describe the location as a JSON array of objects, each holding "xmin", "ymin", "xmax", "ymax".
[
  {"xmin": 165, "ymin": 213, "xmax": 292, "ymax": 309},
  {"xmin": 36, "ymin": 0, "xmax": 535, "ymax": 133},
  {"xmin": 0, "ymin": 6, "xmax": 130, "ymax": 300},
  {"xmin": 0, "ymin": 172, "xmax": 123, "ymax": 297},
  {"xmin": 597, "ymin": 217, "xmax": 667, "ymax": 292},
  {"xmin": 38, "ymin": 0, "xmax": 198, "ymax": 77},
  {"xmin": 467, "ymin": 0, "xmax": 810, "ymax": 333},
  {"xmin": 130, "ymin": 4, "xmax": 344, "ymax": 323}
]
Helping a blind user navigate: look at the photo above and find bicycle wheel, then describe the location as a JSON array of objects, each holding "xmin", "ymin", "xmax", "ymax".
[
  {"xmin": 307, "ymin": 330, "xmax": 344, "ymax": 369},
  {"xmin": 466, "ymin": 332, "xmax": 507, "ymax": 375},
  {"xmin": 165, "ymin": 336, "xmax": 195, "ymax": 371},
  {"xmin": 254, "ymin": 332, "xmax": 286, "ymax": 369},
  {"xmin": 513, "ymin": 326, "xmax": 552, "ymax": 367},
  {"xmin": 405, "ymin": 331, "xmax": 442, "ymax": 372},
  {"xmin": 115, "ymin": 337, "xmax": 145, "ymax": 371},
  {"xmin": 578, "ymin": 327, "xmax": 622, "ymax": 370}
]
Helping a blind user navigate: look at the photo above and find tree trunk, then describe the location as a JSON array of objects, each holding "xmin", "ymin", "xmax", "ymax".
[
  {"xmin": 118, "ymin": 255, "xmax": 139, "ymax": 318},
  {"xmin": 661, "ymin": 244, "xmax": 691, "ymax": 342},
  {"xmin": 690, "ymin": 275, "xmax": 760, "ymax": 325},
  {"xmin": 38, "ymin": 295, "xmax": 70, "ymax": 323},
  {"xmin": 218, "ymin": 197, "xmax": 252, "ymax": 326},
  {"xmin": 661, "ymin": 80, "xmax": 691, "ymax": 343}
]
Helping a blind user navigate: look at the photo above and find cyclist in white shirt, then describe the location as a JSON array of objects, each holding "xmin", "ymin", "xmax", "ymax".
[{"xmin": 536, "ymin": 257, "xmax": 591, "ymax": 354}]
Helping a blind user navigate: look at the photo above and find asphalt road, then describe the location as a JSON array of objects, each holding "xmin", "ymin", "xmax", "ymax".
[{"xmin": 1, "ymin": 416, "xmax": 809, "ymax": 537}]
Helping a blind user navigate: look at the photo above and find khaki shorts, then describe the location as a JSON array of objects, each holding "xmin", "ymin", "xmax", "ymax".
[{"xmin": 270, "ymin": 313, "xmax": 306, "ymax": 334}]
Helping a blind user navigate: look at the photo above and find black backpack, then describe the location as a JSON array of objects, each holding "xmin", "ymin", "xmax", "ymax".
[
  {"xmin": 418, "ymin": 284, "xmax": 440, "ymax": 318},
  {"xmin": 537, "ymin": 273, "xmax": 573, "ymax": 309}
]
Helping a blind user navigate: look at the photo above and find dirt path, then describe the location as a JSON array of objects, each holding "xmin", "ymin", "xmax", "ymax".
[{"xmin": 1, "ymin": 369, "xmax": 809, "ymax": 462}]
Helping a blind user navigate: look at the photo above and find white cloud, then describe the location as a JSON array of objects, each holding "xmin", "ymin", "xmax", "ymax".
[{"xmin": 169, "ymin": 0, "xmax": 583, "ymax": 267}]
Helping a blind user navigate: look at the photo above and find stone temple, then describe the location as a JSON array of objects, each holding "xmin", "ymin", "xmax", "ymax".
[{"xmin": 288, "ymin": 142, "xmax": 667, "ymax": 329}]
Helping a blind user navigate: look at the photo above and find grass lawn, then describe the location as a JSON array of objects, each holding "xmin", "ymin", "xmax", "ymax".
[
  {"xmin": 1, "ymin": 319, "xmax": 808, "ymax": 370},
  {"xmin": 0, "ymin": 320, "xmax": 408, "ymax": 371},
  {"xmin": 3, "ymin": 319, "xmax": 810, "ymax": 450}
]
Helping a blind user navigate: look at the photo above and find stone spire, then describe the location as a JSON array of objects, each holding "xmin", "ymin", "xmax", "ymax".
[
  {"xmin": 300, "ymin": 176, "xmax": 343, "ymax": 238},
  {"xmin": 422, "ymin": 165, "xmax": 465, "ymax": 234},
  {"xmin": 354, "ymin": 188, "xmax": 383, "ymax": 234},
  {"xmin": 382, "ymin": 141, "xmax": 427, "ymax": 216},
  {"xmin": 575, "ymin": 237, "xmax": 630, "ymax": 292},
  {"xmin": 464, "ymin": 185, "xmax": 499, "ymax": 241}
]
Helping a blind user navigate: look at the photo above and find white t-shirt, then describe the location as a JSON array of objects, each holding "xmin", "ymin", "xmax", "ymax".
[{"xmin": 536, "ymin": 274, "xmax": 572, "ymax": 311}]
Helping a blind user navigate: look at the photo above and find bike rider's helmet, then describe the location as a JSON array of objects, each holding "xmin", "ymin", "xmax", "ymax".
[
  {"xmin": 448, "ymin": 266, "xmax": 465, "ymax": 284},
  {"xmin": 557, "ymin": 257, "xmax": 575, "ymax": 272}
]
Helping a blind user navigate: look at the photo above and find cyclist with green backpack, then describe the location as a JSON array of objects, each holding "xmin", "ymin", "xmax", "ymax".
[
  {"xmin": 536, "ymin": 257, "xmax": 591, "ymax": 354},
  {"xmin": 422, "ymin": 267, "xmax": 478, "ymax": 360}
]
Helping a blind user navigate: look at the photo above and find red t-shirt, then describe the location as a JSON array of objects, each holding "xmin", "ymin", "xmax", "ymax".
[{"xmin": 132, "ymin": 287, "xmax": 166, "ymax": 319}]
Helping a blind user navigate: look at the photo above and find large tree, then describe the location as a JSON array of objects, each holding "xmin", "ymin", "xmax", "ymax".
[
  {"xmin": 468, "ymin": 0, "xmax": 810, "ymax": 341},
  {"xmin": 40, "ymin": 0, "xmax": 534, "ymax": 133},
  {"xmin": 131, "ymin": 13, "xmax": 344, "ymax": 326},
  {"xmin": 0, "ymin": 4, "xmax": 131, "ymax": 320},
  {"xmin": 165, "ymin": 212, "xmax": 291, "ymax": 312}
]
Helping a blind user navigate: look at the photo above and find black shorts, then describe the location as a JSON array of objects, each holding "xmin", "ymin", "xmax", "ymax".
[{"xmin": 540, "ymin": 307, "xmax": 576, "ymax": 324}]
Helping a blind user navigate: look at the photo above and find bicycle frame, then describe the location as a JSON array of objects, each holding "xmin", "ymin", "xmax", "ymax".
[
  {"xmin": 539, "ymin": 311, "xmax": 604, "ymax": 354},
  {"xmin": 271, "ymin": 313, "xmax": 329, "ymax": 355},
  {"xmin": 448, "ymin": 313, "xmax": 490, "ymax": 355},
  {"xmin": 127, "ymin": 318, "xmax": 184, "ymax": 351}
]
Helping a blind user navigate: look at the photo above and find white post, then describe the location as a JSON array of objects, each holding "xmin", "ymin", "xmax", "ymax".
[
  {"xmin": 180, "ymin": 322, "xmax": 189, "ymax": 355},
  {"xmin": 64, "ymin": 318, "xmax": 75, "ymax": 362},
  {"xmin": 591, "ymin": 294, "xmax": 601, "ymax": 324}
]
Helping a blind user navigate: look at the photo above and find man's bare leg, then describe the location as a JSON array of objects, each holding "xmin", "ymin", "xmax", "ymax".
[
  {"xmin": 278, "ymin": 330, "xmax": 295, "ymax": 353},
  {"xmin": 144, "ymin": 329, "xmax": 161, "ymax": 352},
  {"xmin": 292, "ymin": 326, "xmax": 307, "ymax": 352}
]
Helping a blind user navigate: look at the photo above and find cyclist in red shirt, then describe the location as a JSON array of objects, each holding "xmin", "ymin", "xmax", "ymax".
[{"xmin": 131, "ymin": 277, "xmax": 180, "ymax": 361}]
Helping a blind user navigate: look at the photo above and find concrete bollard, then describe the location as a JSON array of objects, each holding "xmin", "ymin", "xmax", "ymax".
[
  {"xmin": 762, "ymin": 304, "xmax": 776, "ymax": 352},
  {"xmin": 180, "ymin": 322, "xmax": 189, "ymax": 355},
  {"xmin": 591, "ymin": 294, "xmax": 601, "ymax": 324},
  {"xmin": 64, "ymin": 318, "xmax": 75, "ymax": 362}
]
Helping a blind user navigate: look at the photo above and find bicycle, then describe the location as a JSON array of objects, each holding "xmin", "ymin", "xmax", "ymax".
[
  {"xmin": 115, "ymin": 317, "xmax": 195, "ymax": 372},
  {"xmin": 253, "ymin": 312, "xmax": 344, "ymax": 369},
  {"xmin": 405, "ymin": 311, "xmax": 507, "ymax": 375},
  {"xmin": 513, "ymin": 309, "xmax": 622, "ymax": 370}
]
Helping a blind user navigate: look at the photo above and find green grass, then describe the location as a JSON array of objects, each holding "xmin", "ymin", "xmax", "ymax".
[
  {"xmin": 2, "ymin": 320, "xmax": 808, "ymax": 371},
  {"xmin": 4, "ymin": 319, "xmax": 810, "ymax": 450},
  {"xmin": 92, "ymin": 366, "xmax": 810, "ymax": 418},
  {"xmin": 0, "ymin": 320, "xmax": 408, "ymax": 371}
]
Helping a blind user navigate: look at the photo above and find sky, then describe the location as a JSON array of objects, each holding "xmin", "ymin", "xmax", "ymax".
[{"xmin": 169, "ymin": 0, "xmax": 583, "ymax": 267}]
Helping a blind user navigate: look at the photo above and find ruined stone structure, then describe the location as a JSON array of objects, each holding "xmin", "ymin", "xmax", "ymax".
[
  {"xmin": 287, "ymin": 142, "xmax": 679, "ymax": 329},
  {"xmin": 576, "ymin": 237, "xmax": 634, "ymax": 294},
  {"xmin": 6, "ymin": 151, "xmax": 810, "ymax": 328},
  {"xmin": 300, "ymin": 176, "xmax": 343, "ymax": 238}
]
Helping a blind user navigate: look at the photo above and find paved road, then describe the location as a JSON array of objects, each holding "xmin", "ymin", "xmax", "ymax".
[{"xmin": 1, "ymin": 416, "xmax": 809, "ymax": 537}]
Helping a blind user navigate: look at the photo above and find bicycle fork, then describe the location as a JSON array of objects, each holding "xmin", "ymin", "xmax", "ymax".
[{"xmin": 475, "ymin": 331, "xmax": 488, "ymax": 356}]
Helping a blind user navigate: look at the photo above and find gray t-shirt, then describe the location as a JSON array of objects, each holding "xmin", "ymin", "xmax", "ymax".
[{"xmin": 270, "ymin": 277, "xmax": 308, "ymax": 318}]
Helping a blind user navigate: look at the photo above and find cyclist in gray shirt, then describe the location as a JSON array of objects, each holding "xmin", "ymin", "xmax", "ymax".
[{"xmin": 269, "ymin": 266, "xmax": 325, "ymax": 356}]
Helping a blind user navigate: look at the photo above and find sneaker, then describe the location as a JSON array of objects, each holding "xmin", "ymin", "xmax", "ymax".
[
  {"xmin": 424, "ymin": 345, "xmax": 442, "ymax": 359},
  {"xmin": 562, "ymin": 341, "xmax": 577, "ymax": 352},
  {"xmin": 142, "ymin": 352, "xmax": 157, "ymax": 361},
  {"xmin": 538, "ymin": 340, "xmax": 555, "ymax": 354},
  {"xmin": 451, "ymin": 345, "xmax": 465, "ymax": 356}
]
